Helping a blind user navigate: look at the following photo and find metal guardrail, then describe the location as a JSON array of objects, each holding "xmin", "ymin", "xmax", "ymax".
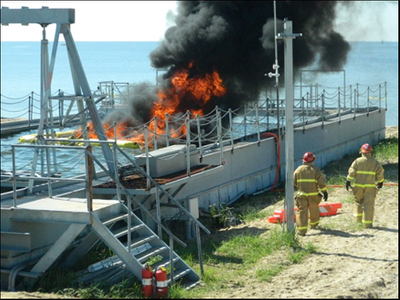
[
  {"xmin": 1, "ymin": 116, "xmax": 82, "ymax": 136},
  {"xmin": 8, "ymin": 139, "xmax": 210, "ymax": 276}
]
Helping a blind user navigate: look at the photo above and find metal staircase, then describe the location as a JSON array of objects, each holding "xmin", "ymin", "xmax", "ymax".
[{"xmin": 59, "ymin": 201, "xmax": 201, "ymax": 288}]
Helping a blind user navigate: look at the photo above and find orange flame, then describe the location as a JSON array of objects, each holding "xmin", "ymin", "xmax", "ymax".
[
  {"xmin": 75, "ymin": 120, "xmax": 147, "ymax": 144},
  {"xmin": 75, "ymin": 64, "xmax": 226, "ymax": 145}
]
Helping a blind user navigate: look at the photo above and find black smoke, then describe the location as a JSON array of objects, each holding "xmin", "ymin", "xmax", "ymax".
[{"xmin": 119, "ymin": 1, "xmax": 351, "ymax": 127}]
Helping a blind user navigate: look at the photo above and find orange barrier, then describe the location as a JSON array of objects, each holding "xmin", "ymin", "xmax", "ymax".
[
  {"xmin": 268, "ymin": 202, "xmax": 342, "ymax": 223},
  {"xmin": 319, "ymin": 202, "xmax": 342, "ymax": 216}
]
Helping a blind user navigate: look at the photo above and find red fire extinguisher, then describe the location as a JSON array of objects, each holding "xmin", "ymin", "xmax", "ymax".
[
  {"xmin": 155, "ymin": 266, "xmax": 168, "ymax": 298},
  {"xmin": 142, "ymin": 263, "xmax": 154, "ymax": 298}
]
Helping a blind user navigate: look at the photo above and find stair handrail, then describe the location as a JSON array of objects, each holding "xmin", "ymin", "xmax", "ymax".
[
  {"xmin": 83, "ymin": 145, "xmax": 188, "ymax": 248},
  {"xmin": 115, "ymin": 145, "xmax": 212, "ymax": 235},
  {"xmin": 88, "ymin": 144, "xmax": 203, "ymax": 284}
]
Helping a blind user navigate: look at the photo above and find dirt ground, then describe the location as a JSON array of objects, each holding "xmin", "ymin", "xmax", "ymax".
[{"xmin": 1, "ymin": 126, "xmax": 398, "ymax": 299}]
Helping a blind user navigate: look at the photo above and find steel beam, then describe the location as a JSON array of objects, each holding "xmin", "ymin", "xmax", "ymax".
[{"xmin": 1, "ymin": 6, "xmax": 74, "ymax": 25}]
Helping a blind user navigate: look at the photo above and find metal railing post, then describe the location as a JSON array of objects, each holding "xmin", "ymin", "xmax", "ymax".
[
  {"xmin": 45, "ymin": 142, "xmax": 52, "ymax": 197},
  {"xmin": 255, "ymin": 104, "xmax": 261, "ymax": 143},
  {"xmin": 127, "ymin": 196, "xmax": 132, "ymax": 253},
  {"xmin": 356, "ymin": 83, "xmax": 359, "ymax": 108},
  {"xmin": 353, "ymin": 87, "xmax": 357, "ymax": 119},
  {"xmin": 154, "ymin": 116, "xmax": 158, "ymax": 150},
  {"xmin": 228, "ymin": 109, "xmax": 234, "ymax": 151},
  {"xmin": 243, "ymin": 104, "xmax": 247, "ymax": 138},
  {"xmin": 169, "ymin": 236, "xmax": 175, "ymax": 284},
  {"xmin": 196, "ymin": 223, "xmax": 204, "ymax": 276},
  {"xmin": 196, "ymin": 114, "xmax": 203, "ymax": 159},
  {"xmin": 186, "ymin": 114, "xmax": 191, "ymax": 177},
  {"xmin": 145, "ymin": 127, "xmax": 151, "ymax": 189},
  {"xmin": 338, "ymin": 87, "xmax": 341, "ymax": 122},
  {"xmin": 85, "ymin": 145, "xmax": 93, "ymax": 212},
  {"xmin": 28, "ymin": 95, "xmax": 32, "ymax": 127},
  {"xmin": 217, "ymin": 110, "xmax": 223, "ymax": 164},
  {"xmin": 156, "ymin": 188, "xmax": 162, "ymax": 238},
  {"xmin": 302, "ymin": 96, "xmax": 306, "ymax": 131},
  {"xmin": 384, "ymin": 82, "xmax": 387, "ymax": 111},
  {"xmin": 12, "ymin": 146, "xmax": 17, "ymax": 207},
  {"xmin": 112, "ymin": 125, "xmax": 121, "ymax": 203},
  {"xmin": 350, "ymin": 84, "xmax": 353, "ymax": 111},
  {"xmin": 321, "ymin": 93, "xmax": 325, "ymax": 128},
  {"xmin": 165, "ymin": 114, "xmax": 170, "ymax": 147}
]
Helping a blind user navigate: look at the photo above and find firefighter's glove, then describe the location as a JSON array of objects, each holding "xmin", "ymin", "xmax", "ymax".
[
  {"xmin": 323, "ymin": 191, "xmax": 328, "ymax": 202},
  {"xmin": 377, "ymin": 182, "xmax": 383, "ymax": 189},
  {"xmin": 346, "ymin": 180, "xmax": 351, "ymax": 191}
]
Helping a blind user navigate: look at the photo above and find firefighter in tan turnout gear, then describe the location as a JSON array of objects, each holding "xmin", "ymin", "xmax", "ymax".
[
  {"xmin": 294, "ymin": 152, "xmax": 328, "ymax": 236},
  {"xmin": 346, "ymin": 143, "xmax": 384, "ymax": 228}
]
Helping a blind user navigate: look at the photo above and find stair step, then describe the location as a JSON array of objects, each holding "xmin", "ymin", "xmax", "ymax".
[
  {"xmin": 169, "ymin": 267, "xmax": 191, "ymax": 283},
  {"xmin": 151, "ymin": 256, "xmax": 179, "ymax": 270},
  {"xmin": 110, "ymin": 225, "xmax": 132, "ymax": 238},
  {"xmin": 125, "ymin": 233, "xmax": 157, "ymax": 249},
  {"xmin": 136, "ymin": 246, "xmax": 168, "ymax": 263},
  {"xmin": 103, "ymin": 213, "xmax": 129, "ymax": 227},
  {"xmin": 87, "ymin": 243, "xmax": 153, "ymax": 272},
  {"xmin": 182, "ymin": 280, "xmax": 201, "ymax": 290},
  {"xmin": 110, "ymin": 223, "xmax": 146, "ymax": 238}
]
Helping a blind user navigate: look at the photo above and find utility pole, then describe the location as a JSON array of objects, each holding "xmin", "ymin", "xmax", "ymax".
[{"xmin": 277, "ymin": 19, "xmax": 301, "ymax": 232}]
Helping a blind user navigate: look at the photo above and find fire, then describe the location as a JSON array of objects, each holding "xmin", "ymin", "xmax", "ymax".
[
  {"xmin": 74, "ymin": 120, "xmax": 147, "ymax": 144},
  {"xmin": 75, "ymin": 64, "xmax": 226, "ymax": 145},
  {"xmin": 149, "ymin": 65, "xmax": 226, "ymax": 135}
]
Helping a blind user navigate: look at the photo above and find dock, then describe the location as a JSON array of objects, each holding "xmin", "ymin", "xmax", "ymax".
[{"xmin": 1, "ymin": 117, "xmax": 82, "ymax": 136}]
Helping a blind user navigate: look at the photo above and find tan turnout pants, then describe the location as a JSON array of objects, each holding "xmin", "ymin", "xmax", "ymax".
[
  {"xmin": 295, "ymin": 195, "xmax": 322, "ymax": 235},
  {"xmin": 352, "ymin": 186, "xmax": 378, "ymax": 228}
]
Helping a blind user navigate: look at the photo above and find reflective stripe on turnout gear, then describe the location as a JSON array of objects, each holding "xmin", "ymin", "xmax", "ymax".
[
  {"xmin": 297, "ymin": 179, "xmax": 318, "ymax": 183},
  {"xmin": 354, "ymin": 183, "xmax": 377, "ymax": 188},
  {"xmin": 347, "ymin": 153, "xmax": 384, "ymax": 186},
  {"xmin": 357, "ymin": 170, "xmax": 377, "ymax": 176},
  {"xmin": 296, "ymin": 191, "xmax": 320, "ymax": 196},
  {"xmin": 294, "ymin": 162, "xmax": 327, "ymax": 194}
]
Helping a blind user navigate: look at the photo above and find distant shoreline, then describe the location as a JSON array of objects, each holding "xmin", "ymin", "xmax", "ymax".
[{"xmin": 1, "ymin": 117, "xmax": 27, "ymax": 123}]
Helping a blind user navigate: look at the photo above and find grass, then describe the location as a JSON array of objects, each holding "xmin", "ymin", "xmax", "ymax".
[
  {"xmin": 26, "ymin": 136, "xmax": 398, "ymax": 298},
  {"xmin": 175, "ymin": 227, "xmax": 316, "ymax": 298},
  {"xmin": 374, "ymin": 137, "xmax": 398, "ymax": 161}
]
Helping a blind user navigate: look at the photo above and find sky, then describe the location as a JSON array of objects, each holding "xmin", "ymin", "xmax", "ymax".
[
  {"xmin": 1, "ymin": 1, "xmax": 178, "ymax": 41},
  {"xmin": 1, "ymin": 1, "xmax": 398, "ymax": 42}
]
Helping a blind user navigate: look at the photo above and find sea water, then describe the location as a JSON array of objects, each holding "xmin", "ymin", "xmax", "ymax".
[
  {"xmin": 1, "ymin": 41, "xmax": 398, "ymax": 175},
  {"xmin": 1, "ymin": 41, "xmax": 397, "ymax": 123}
]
